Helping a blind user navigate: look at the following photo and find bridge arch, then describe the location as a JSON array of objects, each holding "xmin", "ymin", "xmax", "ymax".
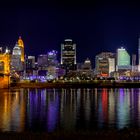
[{"xmin": 0, "ymin": 53, "xmax": 10, "ymax": 88}]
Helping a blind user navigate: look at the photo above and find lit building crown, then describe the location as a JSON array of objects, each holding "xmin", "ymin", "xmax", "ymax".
[
  {"xmin": 12, "ymin": 43, "xmax": 21, "ymax": 55},
  {"xmin": 17, "ymin": 36, "xmax": 25, "ymax": 62},
  {"xmin": 84, "ymin": 58, "xmax": 91, "ymax": 64},
  {"xmin": 18, "ymin": 36, "xmax": 24, "ymax": 48}
]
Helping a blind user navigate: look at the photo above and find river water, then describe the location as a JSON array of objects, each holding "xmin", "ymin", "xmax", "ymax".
[{"xmin": 0, "ymin": 88, "xmax": 140, "ymax": 132}]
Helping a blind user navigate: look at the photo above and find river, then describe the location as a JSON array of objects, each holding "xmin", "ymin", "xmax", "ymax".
[{"xmin": 0, "ymin": 88, "xmax": 140, "ymax": 132}]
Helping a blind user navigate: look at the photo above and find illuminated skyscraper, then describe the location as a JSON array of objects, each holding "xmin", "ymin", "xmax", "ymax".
[
  {"xmin": 46, "ymin": 50, "xmax": 59, "ymax": 80},
  {"xmin": 138, "ymin": 38, "xmax": 140, "ymax": 71},
  {"xmin": 12, "ymin": 43, "xmax": 21, "ymax": 56},
  {"xmin": 18, "ymin": 36, "xmax": 25, "ymax": 62},
  {"xmin": 26, "ymin": 56, "xmax": 35, "ymax": 69},
  {"xmin": 61, "ymin": 39, "xmax": 77, "ymax": 73},
  {"xmin": 11, "ymin": 43, "xmax": 23, "ymax": 71},
  {"xmin": 47, "ymin": 50, "xmax": 58, "ymax": 66},
  {"xmin": 116, "ymin": 47, "xmax": 131, "ymax": 70}
]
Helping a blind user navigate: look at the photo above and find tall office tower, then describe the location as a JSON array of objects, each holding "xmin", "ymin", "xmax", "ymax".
[
  {"xmin": 11, "ymin": 42, "xmax": 23, "ymax": 71},
  {"xmin": 61, "ymin": 39, "xmax": 76, "ymax": 73},
  {"xmin": 116, "ymin": 47, "xmax": 131, "ymax": 71},
  {"xmin": 26, "ymin": 56, "xmax": 35, "ymax": 69},
  {"xmin": 95, "ymin": 52, "xmax": 115, "ymax": 77},
  {"xmin": 46, "ymin": 50, "xmax": 58, "ymax": 80},
  {"xmin": 132, "ymin": 54, "xmax": 136, "ymax": 72},
  {"xmin": 18, "ymin": 36, "xmax": 25, "ymax": 62},
  {"xmin": 47, "ymin": 50, "xmax": 58, "ymax": 66},
  {"xmin": 37, "ymin": 54, "xmax": 48, "ymax": 70},
  {"xmin": 138, "ymin": 37, "xmax": 140, "ymax": 71}
]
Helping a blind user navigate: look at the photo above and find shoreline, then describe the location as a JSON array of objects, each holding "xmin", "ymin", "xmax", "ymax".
[{"xmin": 10, "ymin": 81, "xmax": 140, "ymax": 88}]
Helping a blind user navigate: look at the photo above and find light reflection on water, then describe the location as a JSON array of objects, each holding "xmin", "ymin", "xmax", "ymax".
[{"xmin": 0, "ymin": 88, "xmax": 140, "ymax": 132}]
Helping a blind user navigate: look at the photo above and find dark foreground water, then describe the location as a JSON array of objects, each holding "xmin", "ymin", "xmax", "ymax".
[{"xmin": 0, "ymin": 88, "xmax": 140, "ymax": 132}]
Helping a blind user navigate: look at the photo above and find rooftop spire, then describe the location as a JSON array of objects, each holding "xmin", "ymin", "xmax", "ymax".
[{"xmin": 17, "ymin": 36, "xmax": 25, "ymax": 62}]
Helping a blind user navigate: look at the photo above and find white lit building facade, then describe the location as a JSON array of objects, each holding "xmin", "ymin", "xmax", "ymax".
[
  {"xmin": 11, "ymin": 43, "xmax": 23, "ymax": 71},
  {"xmin": 61, "ymin": 39, "xmax": 77, "ymax": 74}
]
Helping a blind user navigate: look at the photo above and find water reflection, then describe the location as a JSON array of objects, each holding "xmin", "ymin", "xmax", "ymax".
[
  {"xmin": 1, "ymin": 88, "xmax": 140, "ymax": 132},
  {"xmin": 0, "ymin": 89, "xmax": 25, "ymax": 132}
]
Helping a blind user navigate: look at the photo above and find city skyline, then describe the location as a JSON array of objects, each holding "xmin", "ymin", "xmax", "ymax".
[
  {"xmin": 1, "ymin": 2, "xmax": 140, "ymax": 63},
  {"xmin": 1, "ymin": 36, "xmax": 140, "ymax": 64}
]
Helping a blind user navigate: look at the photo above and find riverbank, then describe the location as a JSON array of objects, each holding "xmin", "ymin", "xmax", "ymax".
[
  {"xmin": 10, "ymin": 81, "xmax": 140, "ymax": 88},
  {"xmin": 0, "ymin": 128, "xmax": 140, "ymax": 140}
]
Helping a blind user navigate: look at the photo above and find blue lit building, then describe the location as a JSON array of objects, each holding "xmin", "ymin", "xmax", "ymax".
[
  {"xmin": 47, "ymin": 50, "xmax": 58, "ymax": 67},
  {"xmin": 47, "ymin": 50, "xmax": 59, "ymax": 80}
]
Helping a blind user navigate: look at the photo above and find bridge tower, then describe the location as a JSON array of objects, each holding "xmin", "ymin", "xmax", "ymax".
[{"xmin": 0, "ymin": 53, "xmax": 10, "ymax": 88}]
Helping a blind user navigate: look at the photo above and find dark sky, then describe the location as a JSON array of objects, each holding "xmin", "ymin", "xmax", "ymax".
[{"xmin": 0, "ymin": 0, "xmax": 140, "ymax": 64}]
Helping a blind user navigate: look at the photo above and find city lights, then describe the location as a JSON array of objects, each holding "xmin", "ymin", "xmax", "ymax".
[{"xmin": 1, "ymin": 36, "xmax": 140, "ymax": 89}]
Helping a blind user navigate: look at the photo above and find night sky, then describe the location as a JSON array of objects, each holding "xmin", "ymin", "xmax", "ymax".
[{"xmin": 0, "ymin": 0, "xmax": 140, "ymax": 65}]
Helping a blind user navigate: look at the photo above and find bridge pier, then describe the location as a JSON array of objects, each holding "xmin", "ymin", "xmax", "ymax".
[{"xmin": 0, "ymin": 76, "xmax": 10, "ymax": 89}]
